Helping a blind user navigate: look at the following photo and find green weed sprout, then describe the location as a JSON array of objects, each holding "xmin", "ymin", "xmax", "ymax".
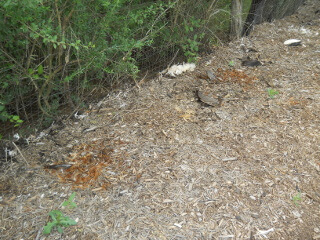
[
  {"xmin": 292, "ymin": 192, "xmax": 302, "ymax": 206},
  {"xmin": 62, "ymin": 192, "xmax": 77, "ymax": 209},
  {"xmin": 267, "ymin": 88, "xmax": 279, "ymax": 98},
  {"xmin": 43, "ymin": 192, "xmax": 77, "ymax": 235},
  {"xmin": 43, "ymin": 210, "xmax": 77, "ymax": 234},
  {"xmin": 228, "ymin": 60, "xmax": 235, "ymax": 67}
]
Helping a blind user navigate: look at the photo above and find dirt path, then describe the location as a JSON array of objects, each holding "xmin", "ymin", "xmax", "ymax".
[{"xmin": 1, "ymin": 0, "xmax": 319, "ymax": 239}]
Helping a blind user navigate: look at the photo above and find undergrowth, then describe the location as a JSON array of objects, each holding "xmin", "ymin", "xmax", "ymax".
[{"xmin": 0, "ymin": 0, "xmax": 253, "ymax": 137}]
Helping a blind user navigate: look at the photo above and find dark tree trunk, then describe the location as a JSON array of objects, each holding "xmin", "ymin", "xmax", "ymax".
[
  {"xmin": 242, "ymin": 0, "xmax": 265, "ymax": 36},
  {"xmin": 242, "ymin": 0, "xmax": 306, "ymax": 36}
]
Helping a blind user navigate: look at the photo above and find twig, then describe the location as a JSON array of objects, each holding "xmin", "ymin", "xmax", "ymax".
[
  {"xmin": 35, "ymin": 227, "xmax": 42, "ymax": 240},
  {"xmin": 222, "ymin": 157, "xmax": 238, "ymax": 162},
  {"xmin": 168, "ymin": 49, "xmax": 180, "ymax": 68},
  {"xmin": 137, "ymin": 70, "xmax": 149, "ymax": 87},
  {"xmin": 12, "ymin": 142, "xmax": 29, "ymax": 166},
  {"xmin": 160, "ymin": 49, "xmax": 180, "ymax": 76}
]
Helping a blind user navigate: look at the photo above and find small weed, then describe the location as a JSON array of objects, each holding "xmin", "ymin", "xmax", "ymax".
[
  {"xmin": 292, "ymin": 192, "xmax": 302, "ymax": 206},
  {"xmin": 43, "ymin": 210, "xmax": 77, "ymax": 234},
  {"xmin": 62, "ymin": 192, "xmax": 77, "ymax": 209},
  {"xmin": 43, "ymin": 192, "xmax": 77, "ymax": 235},
  {"xmin": 228, "ymin": 60, "xmax": 235, "ymax": 67},
  {"xmin": 267, "ymin": 88, "xmax": 279, "ymax": 98}
]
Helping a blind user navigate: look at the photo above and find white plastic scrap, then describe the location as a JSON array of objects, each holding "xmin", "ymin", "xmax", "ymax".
[
  {"xmin": 165, "ymin": 63, "xmax": 196, "ymax": 77},
  {"xmin": 284, "ymin": 39, "xmax": 301, "ymax": 46}
]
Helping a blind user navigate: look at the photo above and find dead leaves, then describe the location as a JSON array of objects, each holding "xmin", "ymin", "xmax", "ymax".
[
  {"xmin": 46, "ymin": 140, "xmax": 135, "ymax": 190},
  {"xmin": 216, "ymin": 68, "xmax": 258, "ymax": 85}
]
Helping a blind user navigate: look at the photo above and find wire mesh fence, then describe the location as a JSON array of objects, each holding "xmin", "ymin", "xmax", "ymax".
[
  {"xmin": 0, "ymin": 0, "xmax": 234, "ymax": 138},
  {"xmin": 0, "ymin": 0, "xmax": 305, "ymax": 138}
]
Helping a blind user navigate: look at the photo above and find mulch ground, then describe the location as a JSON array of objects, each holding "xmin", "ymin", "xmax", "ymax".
[{"xmin": 1, "ymin": 0, "xmax": 319, "ymax": 239}]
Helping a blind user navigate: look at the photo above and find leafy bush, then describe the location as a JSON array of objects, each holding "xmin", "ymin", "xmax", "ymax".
[
  {"xmin": 1, "ymin": 1, "xmax": 170, "ymax": 114},
  {"xmin": 0, "ymin": 0, "xmax": 254, "ymax": 134}
]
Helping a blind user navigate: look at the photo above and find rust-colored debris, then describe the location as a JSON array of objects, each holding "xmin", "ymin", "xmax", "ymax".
[
  {"xmin": 216, "ymin": 68, "xmax": 258, "ymax": 85},
  {"xmin": 46, "ymin": 140, "xmax": 133, "ymax": 190}
]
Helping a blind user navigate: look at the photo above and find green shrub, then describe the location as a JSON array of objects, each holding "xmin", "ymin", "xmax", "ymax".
[
  {"xmin": 0, "ymin": 0, "xmax": 253, "ymax": 133},
  {"xmin": 0, "ymin": 0, "xmax": 171, "ymax": 121}
]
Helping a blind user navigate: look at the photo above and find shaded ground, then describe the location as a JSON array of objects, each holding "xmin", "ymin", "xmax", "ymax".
[{"xmin": 1, "ymin": 0, "xmax": 319, "ymax": 239}]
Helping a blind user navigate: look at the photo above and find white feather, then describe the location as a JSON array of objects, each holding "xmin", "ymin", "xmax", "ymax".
[{"xmin": 165, "ymin": 63, "xmax": 196, "ymax": 77}]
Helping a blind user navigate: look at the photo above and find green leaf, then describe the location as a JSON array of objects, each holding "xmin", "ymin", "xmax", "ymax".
[
  {"xmin": 0, "ymin": 115, "xmax": 8, "ymax": 122},
  {"xmin": 38, "ymin": 65, "xmax": 44, "ymax": 74},
  {"xmin": 28, "ymin": 68, "xmax": 34, "ymax": 74},
  {"xmin": 43, "ymin": 209, "xmax": 77, "ymax": 235},
  {"xmin": 292, "ymin": 192, "xmax": 301, "ymax": 206},
  {"xmin": 69, "ymin": 192, "xmax": 76, "ymax": 201},
  {"xmin": 60, "ymin": 217, "xmax": 77, "ymax": 226},
  {"xmin": 49, "ymin": 210, "xmax": 63, "ymax": 222},
  {"xmin": 3, "ymin": 0, "xmax": 13, "ymax": 8},
  {"xmin": 57, "ymin": 225, "xmax": 63, "ymax": 233},
  {"xmin": 228, "ymin": 60, "xmax": 235, "ymax": 67},
  {"xmin": 1, "ymin": 81, "xmax": 8, "ymax": 88},
  {"xmin": 43, "ymin": 221, "xmax": 56, "ymax": 235},
  {"xmin": 267, "ymin": 88, "xmax": 279, "ymax": 98},
  {"xmin": 62, "ymin": 192, "xmax": 77, "ymax": 208}
]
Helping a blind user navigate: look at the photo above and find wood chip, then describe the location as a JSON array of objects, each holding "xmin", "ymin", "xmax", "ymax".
[
  {"xmin": 222, "ymin": 157, "xmax": 238, "ymax": 161},
  {"xmin": 197, "ymin": 90, "xmax": 221, "ymax": 106}
]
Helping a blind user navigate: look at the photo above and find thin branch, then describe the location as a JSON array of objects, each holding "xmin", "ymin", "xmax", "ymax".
[{"xmin": 12, "ymin": 142, "xmax": 29, "ymax": 166}]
